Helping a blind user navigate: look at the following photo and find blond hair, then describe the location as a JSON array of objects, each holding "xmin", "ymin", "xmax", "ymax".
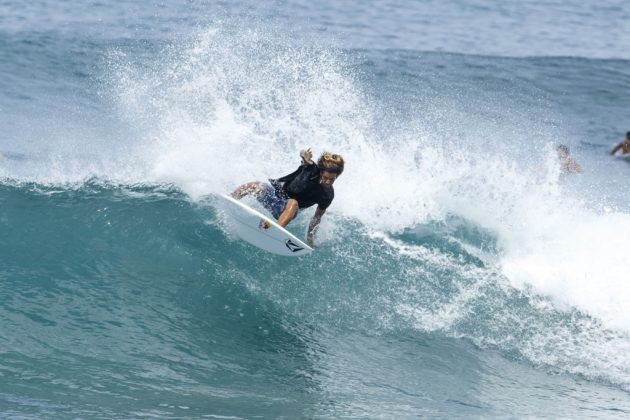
[{"xmin": 317, "ymin": 152, "xmax": 345, "ymax": 175}]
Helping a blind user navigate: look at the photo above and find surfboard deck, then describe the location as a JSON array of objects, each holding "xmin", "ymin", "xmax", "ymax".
[{"xmin": 215, "ymin": 194, "xmax": 313, "ymax": 256}]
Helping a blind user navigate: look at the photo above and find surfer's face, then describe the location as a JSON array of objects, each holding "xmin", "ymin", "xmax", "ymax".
[{"xmin": 319, "ymin": 171, "xmax": 337, "ymax": 187}]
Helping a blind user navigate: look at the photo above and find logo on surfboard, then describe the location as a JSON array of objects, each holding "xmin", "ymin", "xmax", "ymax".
[
  {"xmin": 285, "ymin": 239, "xmax": 304, "ymax": 253},
  {"xmin": 258, "ymin": 219, "xmax": 271, "ymax": 231}
]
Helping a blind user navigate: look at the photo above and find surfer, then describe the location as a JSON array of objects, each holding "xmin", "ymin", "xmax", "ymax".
[
  {"xmin": 556, "ymin": 144, "xmax": 582, "ymax": 174},
  {"xmin": 610, "ymin": 131, "xmax": 630, "ymax": 156},
  {"xmin": 231, "ymin": 148, "xmax": 345, "ymax": 247}
]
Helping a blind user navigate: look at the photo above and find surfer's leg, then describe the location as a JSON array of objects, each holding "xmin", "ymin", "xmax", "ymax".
[
  {"xmin": 231, "ymin": 182, "xmax": 264, "ymax": 199},
  {"xmin": 277, "ymin": 199, "xmax": 298, "ymax": 227}
]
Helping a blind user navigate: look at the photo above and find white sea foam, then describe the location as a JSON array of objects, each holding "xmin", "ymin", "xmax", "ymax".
[{"xmin": 101, "ymin": 26, "xmax": 630, "ymax": 337}]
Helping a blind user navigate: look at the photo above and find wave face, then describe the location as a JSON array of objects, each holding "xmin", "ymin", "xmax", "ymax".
[{"xmin": 2, "ymin": 1, "xmax": 630, "ymax": 417}]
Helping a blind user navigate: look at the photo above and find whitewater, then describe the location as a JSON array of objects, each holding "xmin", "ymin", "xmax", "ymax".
[{"xmin": 2, "ymin": 0, "xmax": 630, "ymax": 417}]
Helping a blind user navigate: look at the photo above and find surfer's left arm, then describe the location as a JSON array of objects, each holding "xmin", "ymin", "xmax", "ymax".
[
  {"xmin": 307, "ymin": 206, "xmax": 326, "ymax": 247},
  {"xmin": 300, "ymin": 147, "xmax": 313, "ymax": 165}
]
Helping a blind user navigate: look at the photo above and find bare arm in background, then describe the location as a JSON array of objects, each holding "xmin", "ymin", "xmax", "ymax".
[{"xmin": 611, "ymin": 142, "xmax": 623, "ymax": 156}]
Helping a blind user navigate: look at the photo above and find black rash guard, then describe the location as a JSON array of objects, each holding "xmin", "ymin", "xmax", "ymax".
[{"xmin": 269, "ymin": 163, "xmax": 334, "ymax": 209}]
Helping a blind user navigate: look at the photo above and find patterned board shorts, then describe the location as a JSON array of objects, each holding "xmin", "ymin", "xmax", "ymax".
[{"xmin": 258, "ymin": 182, "xmax": 299, "ymax": 220}]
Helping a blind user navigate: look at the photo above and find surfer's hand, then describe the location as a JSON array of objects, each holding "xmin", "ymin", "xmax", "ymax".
[
  {"xmin": 306, "ymin": 236, "xmax": 315, "ymax": 248},
  {"xmin": 300, "ymin": 148, "xmax": 313, "ymax": 164}
]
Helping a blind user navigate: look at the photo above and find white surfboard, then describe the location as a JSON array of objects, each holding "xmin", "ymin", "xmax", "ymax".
[{"xmin": 215, "ymin": 194, "xmax": 313, "ymax": 256}]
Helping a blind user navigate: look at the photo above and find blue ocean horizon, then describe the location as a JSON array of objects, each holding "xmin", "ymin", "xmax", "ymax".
[{"xmin": 1, "ymin": 1, "xmax": 630, "ymax": 417}]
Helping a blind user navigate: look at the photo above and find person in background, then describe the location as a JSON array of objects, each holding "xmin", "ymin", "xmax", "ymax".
[
  {"xmin": 231, "ymin": 148, "xmax": 345, "ymax": 247},
  {"xmin": 556, "ymin": 144, "xmax": 583, "ymax": 174},
  {"xmin": 610, "ymin": 131, "xmax": 630, "ymax": 156}
]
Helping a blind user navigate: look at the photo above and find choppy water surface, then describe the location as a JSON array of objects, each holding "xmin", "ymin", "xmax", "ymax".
[{"xmin": 2, "ymin": 0, "xmax": 630, "ymax": 417}]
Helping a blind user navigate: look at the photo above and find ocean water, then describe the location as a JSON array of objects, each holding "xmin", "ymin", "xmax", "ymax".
[{"xmin": 2, "ymin": 0, "xmax": 630, "ymax": 417}]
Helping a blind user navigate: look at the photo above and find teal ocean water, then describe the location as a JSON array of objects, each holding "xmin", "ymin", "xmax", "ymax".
[{"xmin": 2, "ymin": 1, "xmax": 630, "ymax": 417}]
